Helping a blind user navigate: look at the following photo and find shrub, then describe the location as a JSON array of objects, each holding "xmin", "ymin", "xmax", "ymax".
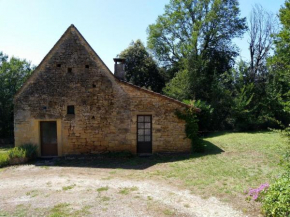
[
  {"xmin": 260, "ymin": 126, "xmax": 290, "ymax": 216},
  {"xmin": 261, "ymin": 172, "xmax": 290, "ymax": 216},
  {"xmin": 20, "ymin": 143, "xmax": 38, "ymax": 159},
  {"xmin": 185, "ymin": 100, "xmax": 214, "ymax": 131},
  {"xmin": 9, "ymin": 144, "xmax": 37, "ymax": 161},
  {"xmin": 175, "ymin": 101, "xmax": 204, "ymax": 152},
  {"xmin": 0, "ymin": 153, "xmax": 9, "ymax": 168},
  {"xmin": 9, "ymin": 147, "xmax": 26, "ymax": 159}
]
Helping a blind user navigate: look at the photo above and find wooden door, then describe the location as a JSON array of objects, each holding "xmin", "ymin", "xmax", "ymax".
[
  {"xmin": 40, "ymin": 121, "xmax": 58, "ymax": 156},
  {"xmin": 137, "ymin": 115, "xmax": 152, "ymax": 154}
]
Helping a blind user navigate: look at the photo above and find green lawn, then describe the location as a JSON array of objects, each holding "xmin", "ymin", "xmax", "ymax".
[{"xmin": 141, "ymin": 131, "xmax": 287, "ymax": 212}]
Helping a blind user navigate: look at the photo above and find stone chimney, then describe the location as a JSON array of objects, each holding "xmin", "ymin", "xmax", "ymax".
[{"xmin": 113, "ymin": 58, "xmax": 126, "ymax": 80}]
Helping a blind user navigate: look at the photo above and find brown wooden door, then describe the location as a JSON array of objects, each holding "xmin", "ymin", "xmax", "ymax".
[
  {"xmin": 40, "ymin": 121, "xmax": 58, "ymax": 156},
  {"xmin": 137, "ymin": 115, "xmax": 152, "ymax": 154}
]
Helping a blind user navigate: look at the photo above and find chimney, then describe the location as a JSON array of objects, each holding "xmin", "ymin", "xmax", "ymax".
[{"xmin": 113, "ymin": 58, "xmax": 126, "ymax": 80}]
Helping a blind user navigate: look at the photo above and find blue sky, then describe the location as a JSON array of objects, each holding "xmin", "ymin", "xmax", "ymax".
[{"xmin": 0, "ymin": 0, "xmax": 285, "ymax": 72}]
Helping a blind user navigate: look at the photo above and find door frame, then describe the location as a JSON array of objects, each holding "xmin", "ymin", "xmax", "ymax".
[
  {"xmin": 40, "ymin": 121, "xmax": 58, "ymax": 157},
  {"xmin": 32, "ymin": 119, "xmax": 62, "ymax": 157},
  {"xmin": 136, "ymin": 115, "xmax": 153, "ymax": 154}
]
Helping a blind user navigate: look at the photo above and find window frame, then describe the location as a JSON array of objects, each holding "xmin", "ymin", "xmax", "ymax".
[
  {"xmin": 67, "ymin": 105, "xmax": 75, "ymax": 115},
  {"xmin": 137, "ymin": 115, "xmax": 152, "ymax": 143}
]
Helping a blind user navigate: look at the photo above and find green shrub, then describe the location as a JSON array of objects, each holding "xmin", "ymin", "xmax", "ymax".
[
  {"xmin": 175, "ymin": 101, "xmax": 204, "ymax": 152},
  {"xmin": 0, "ymin": 153, "xmax": 9, "ymax": 167},
  {"xmin": 9, "ymin": 144, "xmax": 37, "ymax": 160},
  {"xmin": 9, "ymin": 147, "xmax": 26, "ymax": 159},
  {"xmin": 261, "ymin": 126, "xmax": 290, "ymax": 216},
  {"xmin": 184, "ymin": 100, "xmax": 214, "ymax": 131},
  {"xmin": 20, "ymin": 143, "xmax": 38, "ymax": 159},
  {"xmin": 261, "ymin": 172, "xmax": 290, "ymax": 216}
]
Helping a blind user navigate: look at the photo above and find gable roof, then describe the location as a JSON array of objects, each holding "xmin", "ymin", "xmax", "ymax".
[{"xmin": 14, "ymin": 25, "xmax": 192, "ymax": 109}]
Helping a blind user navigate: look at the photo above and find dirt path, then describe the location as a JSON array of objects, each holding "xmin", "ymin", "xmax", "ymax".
[{"xmin": 0, "ymin": 165, "xmax": 246, "ymax": 217}]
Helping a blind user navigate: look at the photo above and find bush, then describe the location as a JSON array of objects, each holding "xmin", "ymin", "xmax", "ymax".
[
  {"xmin": 0, "ymin": 153, "xmax": 9, "ymax": 168},
  {"xmin": 175, "ymin": 101, "xmax": 204, "ymax": 152},
  {"xmin": 260, "ymin": 126, "xmax": 290, "ymax": 216},
  {"xmin": 261, "ymin": 172, "xmax": 290, "ymax": 216},
  {"xmin": 184, "ymin": 100, "xmax": 214, "ymax": 131},
  {"xmin": 8, "ymin": 144, "xmax": 37, "ymax": 165}
]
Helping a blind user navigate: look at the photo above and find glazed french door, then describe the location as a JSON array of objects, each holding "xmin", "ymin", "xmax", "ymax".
[{"xmin": 137, "ymin": 115, "xmax": 152, "ymax": 154}]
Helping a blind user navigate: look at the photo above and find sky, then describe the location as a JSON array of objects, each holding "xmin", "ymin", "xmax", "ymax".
[{"xmin": 0, "ymin": 0, "xmax": 285, "ymax": 72}]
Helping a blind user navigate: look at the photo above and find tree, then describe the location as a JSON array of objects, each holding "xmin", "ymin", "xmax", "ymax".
[
  {"xmin": 0, "ymin": 52, "xmax": 34, "ymax": 138},
  {"xmin": 118, "ymin": 40, "xmax": 165, "ymax": 93},
  {"xmin": 267, "ymin": 0, "xmax": 290, "ymax": 126},
  {"xmin": 148, "ymin": 0, "xmax": 247, "ymax": 100},
  {"xmin": 147, "ymin": 0, "xmax": 247, "ymax": 70},
  {"xmin": 248, "ymin": 4, "xmax": 278, "ymax": 83}
]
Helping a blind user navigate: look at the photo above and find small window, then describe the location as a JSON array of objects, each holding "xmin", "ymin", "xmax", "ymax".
[
  {"xmin": 67, "ymin": 68, "xmax": 72, "ymax": 73},
  {"xmin": 57, "ymin": 64, "xmax": 61, "ymax": 68},
  {"xmin": 92, "ymin": 83, "xmax": 96, "ymax": 88},
  {"xmin": 85, "ymin": 65, "xmax": 89, "ymax": 69},
  {"xmin": 67, "ymin": 105, "xmax": 75, "ymax": 115}
]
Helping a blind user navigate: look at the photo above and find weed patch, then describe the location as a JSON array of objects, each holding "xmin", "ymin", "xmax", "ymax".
[
  {"xmin": 118, "ymin": 186, "xmax": 139, "ymax": 195},
  {"xmin": 96, "ymin": 186, "xmax": 109, "ymax": 192},
  {"xmin": 62, "ymin": 184, "xmax": 76, "ymax": 191}
]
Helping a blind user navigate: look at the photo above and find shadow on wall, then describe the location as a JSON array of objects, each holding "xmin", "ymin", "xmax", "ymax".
[{"xmin": 33, "ymin": 140, "xmax": 224, "ymax": 170}]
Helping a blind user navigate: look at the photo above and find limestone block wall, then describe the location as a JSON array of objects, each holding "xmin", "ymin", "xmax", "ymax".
[{"xmin": 118, "ymin": 82, "xmax": 191, "ymax": 153}]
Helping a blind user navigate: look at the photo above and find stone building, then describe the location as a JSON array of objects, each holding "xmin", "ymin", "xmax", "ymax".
[{"xmin": 14, "ymin": 25, "xmax": 191, "ymax": 156}]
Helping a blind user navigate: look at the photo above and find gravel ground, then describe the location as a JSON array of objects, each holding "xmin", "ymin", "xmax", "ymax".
[{"xmin": 0, "ymin": 164, "xmax": 246, "ymax": 217}]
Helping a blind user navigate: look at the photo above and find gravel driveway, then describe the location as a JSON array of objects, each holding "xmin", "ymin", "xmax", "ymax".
[{"xmin": 0, "ymin": 162, "xmax": 246, "ymax": 217}]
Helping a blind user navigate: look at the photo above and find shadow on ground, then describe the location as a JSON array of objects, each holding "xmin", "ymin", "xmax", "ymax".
[{"xmin": 33, "ymin": 140, "xmax": 224, "ymax": 170}]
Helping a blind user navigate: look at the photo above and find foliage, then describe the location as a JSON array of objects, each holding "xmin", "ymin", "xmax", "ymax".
[
  {"xmin": 0, "ymin": 52, "xmax": 34, "ymax": 138},
  {"xmin": 147, "ymin": 0, "xmax": 246, "ymax": 69},
  {"xmin": 261, "ymin": 172, "xmax": 290, "ymax": 217},
  {"xmin": 175, "ymin": 101, "xmax": 203, "ymax": 152},
  {"xmin": 8, "ymin": 144, "xmax": 37, "ymax": 160},
  {"xmin": 163, "ymin": 69, "xmax": 191, "ymax": 100},
  {"xmin": 148, "ymin": 0, "xmax": 246, "ymax": 106},
  {"xmin": 0, "ymin": 152, "xmax": 9, "ymax": 168},
  {"xmin": 184, "ymin": 99, "xmax": 214, "ymax": 131},
  {"xmin": 230, "ymin": 84, "xmax": 255, "ymax": 130},
  {"xmin": 118, "ymin": 40, "xmax": 165, "ymax": 93}
]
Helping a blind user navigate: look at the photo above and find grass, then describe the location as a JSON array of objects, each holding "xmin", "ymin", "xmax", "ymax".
[
  {"xmin": 62, "ymin": 184, "xmax": 76, "ymax": 191},
  {"xmin": 96, "ymin": 186, "xmax": 109, "ymax": 192},
  {"xmin": 118, "ymin": 186, "xmax": 139, "ymax": 195},
  {"xmin": 26, "ymin": 190, "xmax": 39, "ymax": 197},
  {"xmin": 145, "ymin": 131, "xmax": 288, "ymax": 202}
]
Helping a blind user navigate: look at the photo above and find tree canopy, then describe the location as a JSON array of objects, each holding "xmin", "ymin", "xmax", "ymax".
[
  {"xmin": 0, "ymin": 52, "xmax": 33, "ymax": 138},
  {"xmin": 118, "ymin": 40, "xmax": 165, "ymax": 93}
]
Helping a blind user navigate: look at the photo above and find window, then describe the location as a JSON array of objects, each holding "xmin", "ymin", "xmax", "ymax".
[
  {"xmin": 57, "ymin": 64, "xmax": 61, "ymax": 68},
  {"xmin": 67, "ymin": 105, "xmax": 75, "ymax": 115},
  {"xmin": 67, "ymin": 68, "xmax": 72, "ymax": 73},
  {"xmin": 92, "ymin": 83, "xmax": 96, "ymax": 88},
  {"xmin": 85, "ymin": 65, "xmax": 89, "ymax": 69}
]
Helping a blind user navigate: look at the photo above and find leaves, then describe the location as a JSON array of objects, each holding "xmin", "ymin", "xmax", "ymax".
[
  {"xmin": 118, "ymin": 40, "xmax": 165, "ymax": 93},
  {"xmin": 0, "ymin": 52, "xmax": 33, "ymax": 137}
]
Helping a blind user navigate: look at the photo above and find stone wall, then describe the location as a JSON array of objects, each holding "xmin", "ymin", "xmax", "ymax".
[{"xmin": 14, "ymin": 25, "xmax": 191, "ymax": 155}]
